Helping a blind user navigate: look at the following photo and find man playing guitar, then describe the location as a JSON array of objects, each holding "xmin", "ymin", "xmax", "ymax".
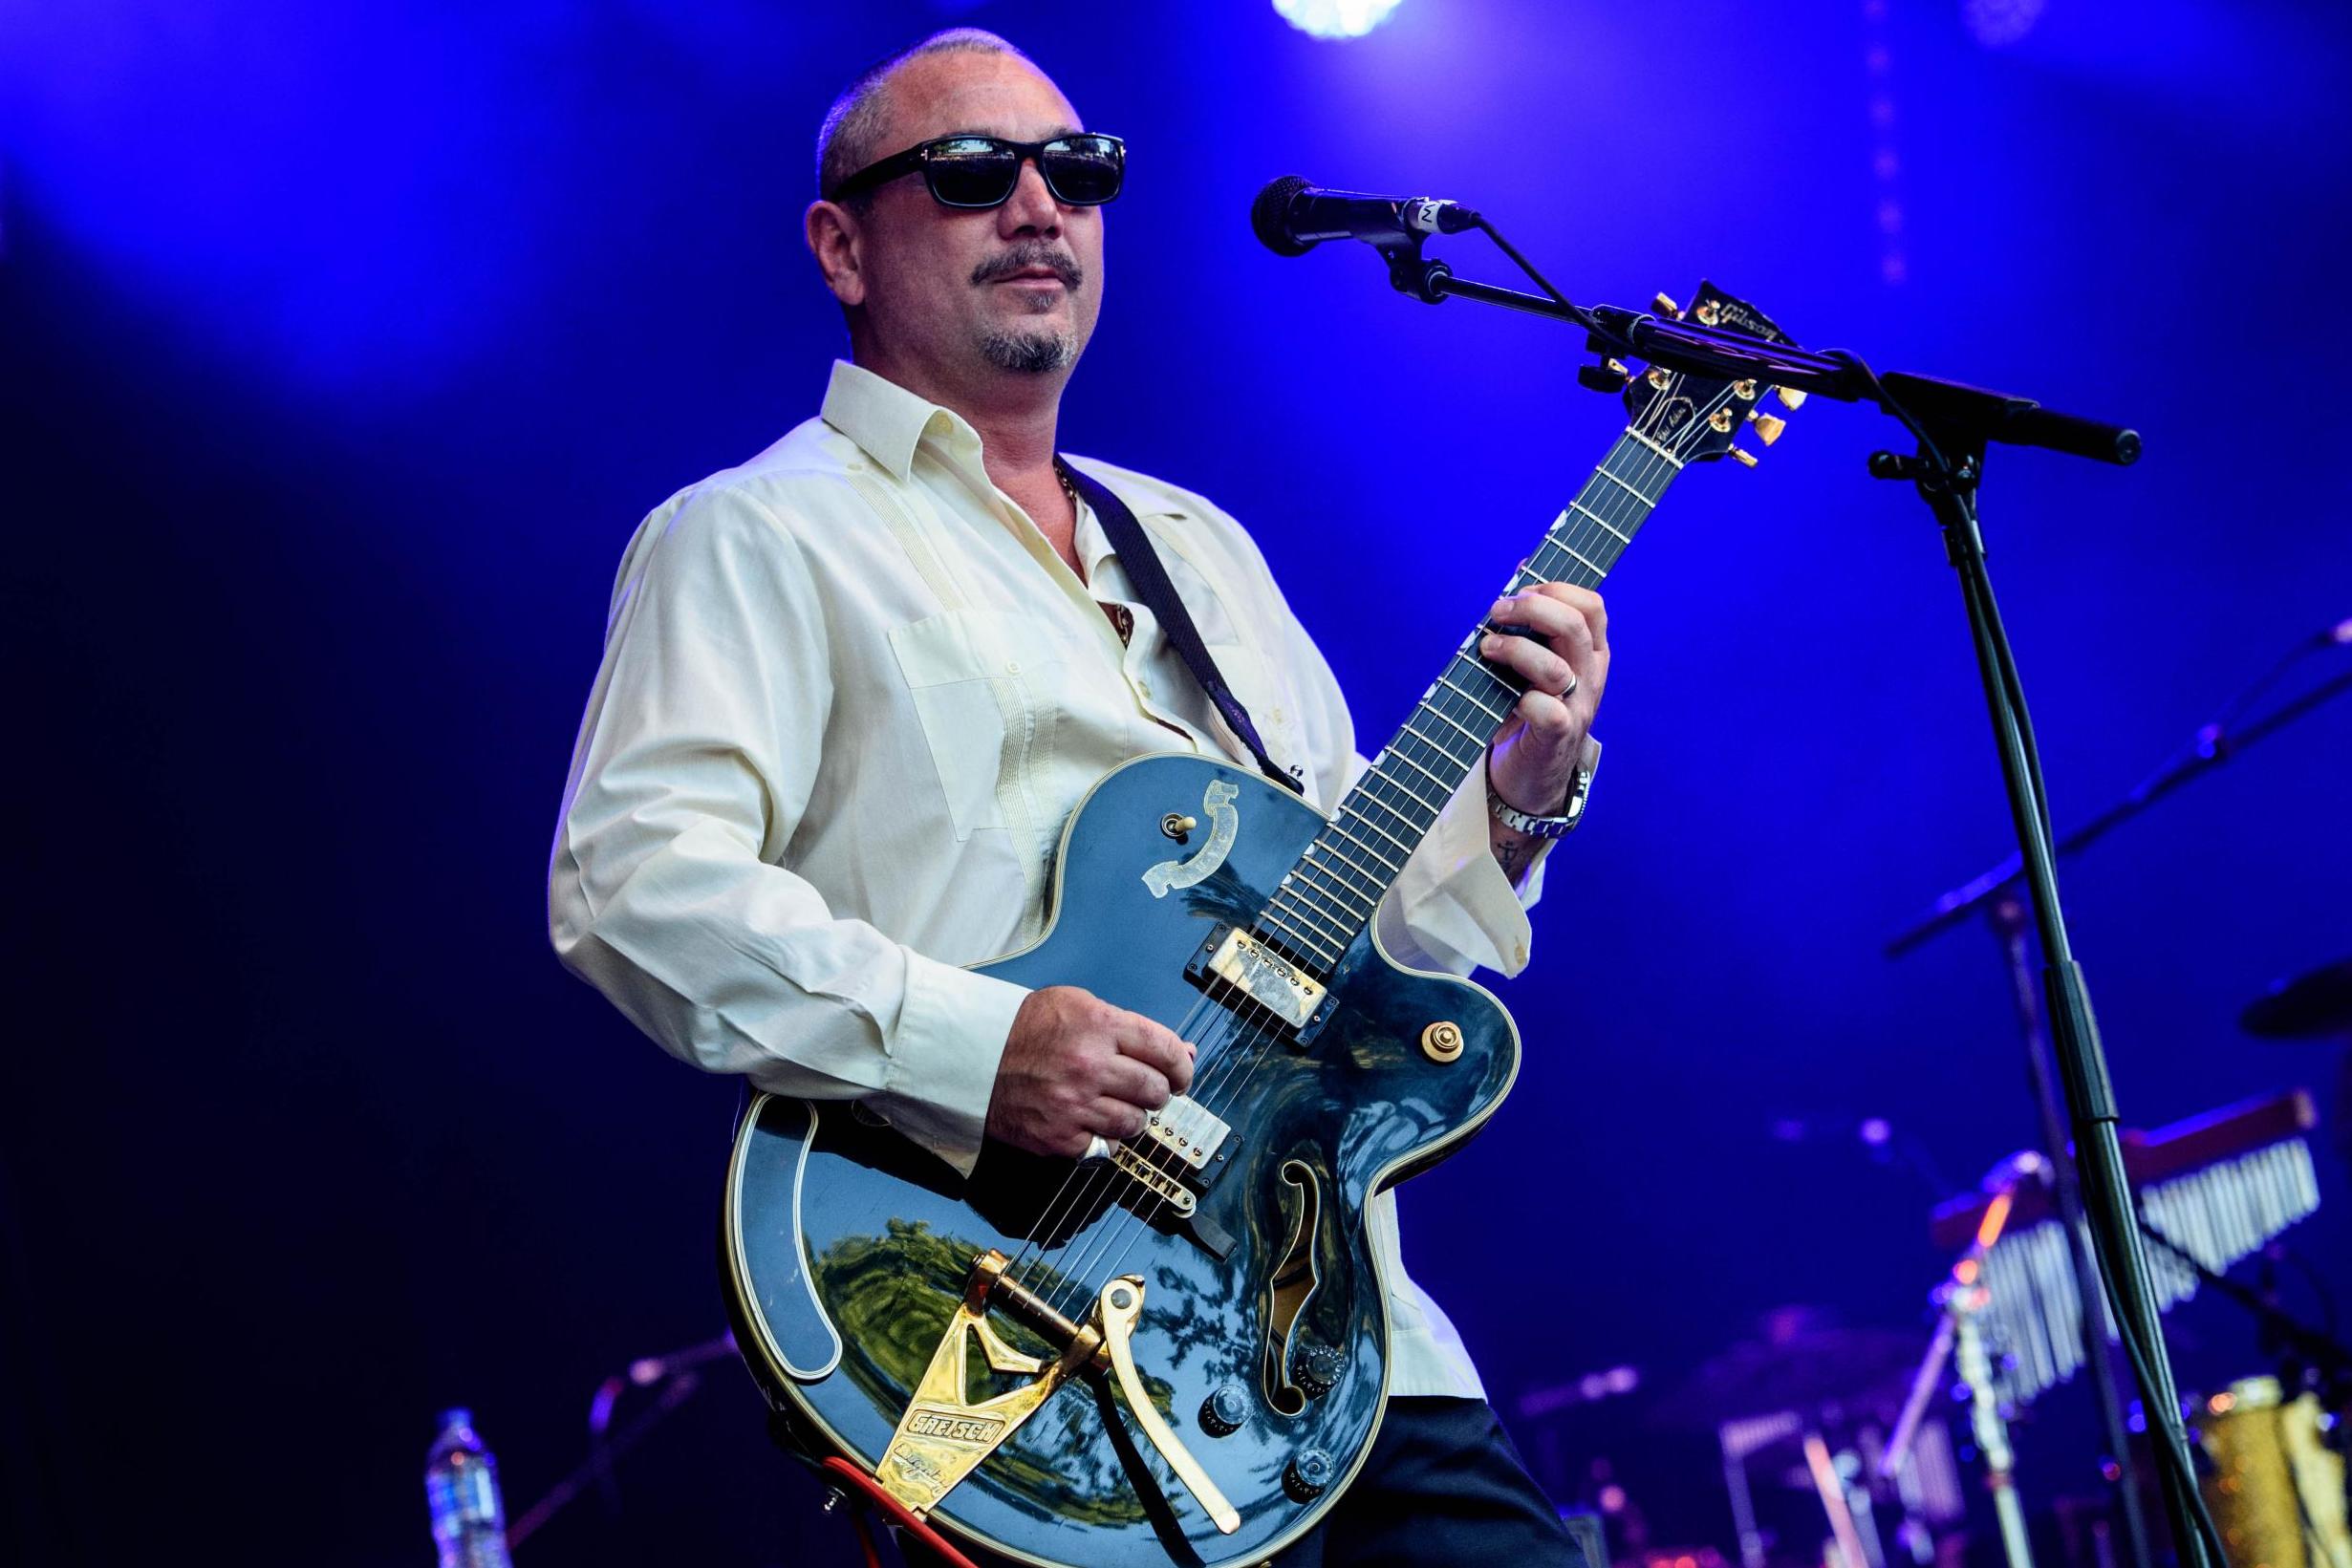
[{"xmin": 550, "ymin": 27, "xmax": 1606, "ymax": 1563}]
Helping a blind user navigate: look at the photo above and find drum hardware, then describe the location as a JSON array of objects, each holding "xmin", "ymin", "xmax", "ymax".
[
  {"xmin": 1658, "ymin": 1310, "xmax": 1948, "ymax": 1568},
  {"xmin": 499, "ymin": 1329, "xmax": 737, "ymax": 1552},
  {"xmin": 1888, "ymin": 620, "xmax": 2352, "ymax": 1568},
  {"xmin": 2241, "ymin": 956, "xmax": 2352, "ymax": 1042},
  {"xmin": 1888, "ymin": 1188, "xmax": 2037, "ymax": 1568},
  {"xmin": 2242, "ymin": 955, "xmax": 2352, "ymax": 1171}
]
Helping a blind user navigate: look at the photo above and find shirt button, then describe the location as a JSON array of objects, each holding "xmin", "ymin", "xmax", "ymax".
[{"xmin": 1005, "ymin": 659, "xmax": 1021, "ymax": 674}]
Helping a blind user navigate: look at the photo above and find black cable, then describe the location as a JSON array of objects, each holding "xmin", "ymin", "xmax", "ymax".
[{"xmin": 1469, "ymin": 214, "xmax": 1591, "ymax": 328}]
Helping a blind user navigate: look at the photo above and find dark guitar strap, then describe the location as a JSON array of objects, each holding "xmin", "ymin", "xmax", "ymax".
[{"xmin": 1059, "ymin": 460, "xmax": 1305, "ymax": 797}]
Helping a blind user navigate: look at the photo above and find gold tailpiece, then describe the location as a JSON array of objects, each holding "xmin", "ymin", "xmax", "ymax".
[{"xmin": 873, "ymin": 1253, "xmax": 1240, "ymax": 1536}]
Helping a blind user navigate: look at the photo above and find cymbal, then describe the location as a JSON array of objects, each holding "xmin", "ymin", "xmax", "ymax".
[{"xmin": 2241, "ymin": 956, "xmax": 2352, "ymax": 1040}]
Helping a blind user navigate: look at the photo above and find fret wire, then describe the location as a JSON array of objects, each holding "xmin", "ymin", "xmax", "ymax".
[
  {"xmin": 1354, "ymin": 789, "xmax": 1437, "ymax": 848},
  {"xmin": 1352, "ymin": 766, "xmax": 1435, "ymax": 827},
  {"xmin": 1326, "ymin": 821, "xmax": 1403, "ymax": 874},
  {"xmin": 1451, "ymin": 653, "xmax": 1525, "ymax": 703},
  {"xmin": 1596, "ymin": 466, "xmax": 1651, "ymax": 505},
  {"xmin": 1267, "ymin": 891, "xmax": 1356, "ymax": 950},
  {"xmin": 1435, "ymin": 675, "xmax": 1509, "ymax": 724},
  {"xmin": 1379, "ymin": 749, "xmax": 1453, "ymax": 802},
  {"xmin": 1554, "ymin": 539, "xmax": 1607, "ymax": 578},
  {"xmin": 1383, "ymin": 738, "xmax": 1457, "ymax": 799},
  {"xmin": 1291, "ymin": 853, "xmax": 1367, "ymax": 905},
  {"xmin": 1427, "ymin": 685, "xmax": 1501, "ymax": 752},
  {"xmin": 1274, "ymin": 864, "xmax": 1366, "ymax": 919},
  {"xmin": 1368, "ymin": 759, "xmax": 1443, "ymax": 815},
  {"xmin": 1527, "ymin": 543, "xmax": 1600, "ymax": 590},
  {"xmin": 1419, "ymin": 704, "xmax": 1488, "ymax": 748},
  {"xmin": 1401, "ymin": 718, "xmax": 1478, "ymax": 764},
  {"xmin": 1568, "ymin": 501, "xmax": 1630, "ymax": 544},
  {"xmin": 1343, "ymin": 802, "xmax": 1417, "ymax": 859},
  {"xmin": 1281, "ymin": 867, "xmax": 1367, "ymax": 924},
  {"xmin": 1256, "ymin": 908, "xmax": 1341, "ymax": 965},
  {"xmin": 1305, "ymin": 836, "xmax": 1385, "ymax": 894},
  {"xmin": 1562, "ymin": 507, "xmax": 1629, "ymax": 558}
]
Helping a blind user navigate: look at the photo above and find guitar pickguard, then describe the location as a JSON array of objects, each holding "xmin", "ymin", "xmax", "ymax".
[{"xmin": 1141, "ymin": 779, "xmax": 1239, "ymax": 897}]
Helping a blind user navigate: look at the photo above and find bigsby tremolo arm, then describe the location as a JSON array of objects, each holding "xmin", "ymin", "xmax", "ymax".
[
  {"xmin": 873, "ymin": 1251, "xmax": 1238, "ymax": 1536},
  {"xmin": 1097, "ymin": 1276, "xmax": 1241, "ymax": 1535}
]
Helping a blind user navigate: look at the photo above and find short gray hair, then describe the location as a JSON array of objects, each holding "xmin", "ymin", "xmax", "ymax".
[{"xmin": 815, "ymin": 29, "xmax": 1035, "ymax": 205}]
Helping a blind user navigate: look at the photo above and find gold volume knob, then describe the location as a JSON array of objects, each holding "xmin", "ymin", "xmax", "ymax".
[{"xmin": 1420, "ymin": 1022, "xmax": 1464, "ymax": 1063}]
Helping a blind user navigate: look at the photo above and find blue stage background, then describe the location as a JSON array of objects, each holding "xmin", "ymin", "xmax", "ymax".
[{"xmin": 4, "ymin": 1, "xmax": 2347, "ymax": 1561}]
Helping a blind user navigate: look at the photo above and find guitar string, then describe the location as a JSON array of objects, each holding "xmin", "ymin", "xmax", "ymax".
[
  {"xmin": 999, "ymin": 986, "xmax": 1233, "ymax": 1287},
  {"xmin": 1017, "ymin": 380, "xmax": 1743, "ymax": 1324},
  {"xmin": 1027, "ymin": 385, "xmax": 1731, "ymax": 1325},
  {"xmin": 1025, "ymin": 385, "xmax": 1730, "ymax": 1325}
]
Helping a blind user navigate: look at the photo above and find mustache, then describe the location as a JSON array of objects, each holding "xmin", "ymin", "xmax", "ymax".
[{"xmin": 971, "ymin": 243, "xmax": 1084, "ymax": 290}]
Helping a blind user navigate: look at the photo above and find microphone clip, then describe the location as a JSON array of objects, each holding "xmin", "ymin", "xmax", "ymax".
[{"xmin": 1380, "ymin": 236, "xmax": 1453, "ymax": 304}]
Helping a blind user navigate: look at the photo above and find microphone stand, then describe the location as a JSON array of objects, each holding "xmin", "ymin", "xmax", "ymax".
[
  {"xmin": 1362, "ymin": 232, "xmax": 2207, "ymax": 1568},
  {"xmin": 1879, "ymin": 629, "xmax": 2350, "ymax": 1562}
]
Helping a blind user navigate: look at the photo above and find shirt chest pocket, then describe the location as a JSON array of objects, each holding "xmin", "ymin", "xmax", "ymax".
[{"xmin": 886, "ymin": 608, "xmax": 1063, "ymax": 842}]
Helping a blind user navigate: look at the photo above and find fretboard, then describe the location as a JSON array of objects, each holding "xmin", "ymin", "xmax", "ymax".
[{"xmin": 1251, "ymin": 429, "xmax": 1684, "ymax": 973}]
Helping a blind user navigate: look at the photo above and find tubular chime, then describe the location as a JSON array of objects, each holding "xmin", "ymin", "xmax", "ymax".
[{"xmin": 1931, "ymin": 1092, "xmax": 2321, "ymax": 1406}]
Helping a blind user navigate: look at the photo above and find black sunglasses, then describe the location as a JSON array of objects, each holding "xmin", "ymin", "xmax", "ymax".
[{"xmin": 827, "ymin": 133, "xmax": 1125, "ymax": 210}]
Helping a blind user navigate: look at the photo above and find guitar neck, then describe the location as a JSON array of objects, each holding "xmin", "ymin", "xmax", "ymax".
[{"xmin": 1251, "ymin": 430, "xmax": 1683, "ymax": 972}]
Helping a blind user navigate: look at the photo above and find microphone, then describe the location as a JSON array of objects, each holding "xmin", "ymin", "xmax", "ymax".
[
  {"xmin": 1251, "ymin": 175, "xmax": 1478, "ymax": 257},
  {"xmin": 2323, "ymin": 616, "xmax": 2352, "ymax": 647}
]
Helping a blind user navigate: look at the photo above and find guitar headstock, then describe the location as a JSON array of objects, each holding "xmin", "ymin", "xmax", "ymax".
[{"xmin": 1618, "ymin": 282, "xmax": 1803, "ymax": 468}]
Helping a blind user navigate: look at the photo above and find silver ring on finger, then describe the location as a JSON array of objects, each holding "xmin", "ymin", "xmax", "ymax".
[{"xmin": 1559, "ymin": 672, "xmax": 1579, "ymax": 699}]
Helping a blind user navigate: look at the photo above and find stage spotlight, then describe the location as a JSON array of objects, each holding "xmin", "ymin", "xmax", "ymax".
[
  {"xmin": 1274, "ymin": 0, "xmax": 1405, "ymax": 40},
  {"xmin": 1962, "ymin": 0, "xmax": 2044, "ymax": 47}
]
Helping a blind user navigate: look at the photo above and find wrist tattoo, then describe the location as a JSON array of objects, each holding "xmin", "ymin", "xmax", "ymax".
[{"xmin": 1490, "ymin": 820, "xmax": 1539, "ymax": 883}]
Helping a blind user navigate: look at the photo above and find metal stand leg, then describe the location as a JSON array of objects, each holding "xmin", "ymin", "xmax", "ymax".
[
  {"xmin": 1953, "ymin": 1292, "xmax": 2036, "ymax": 1568},
  {"xmin": 1989, "ymin": 895, "xmax": 2155, "ymax": 1568}
]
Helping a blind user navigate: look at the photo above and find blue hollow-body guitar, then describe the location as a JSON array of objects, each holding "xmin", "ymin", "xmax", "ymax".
[{"xmin": 722, "ymin": 285, "xmax": 1795, "ymax": 1567}]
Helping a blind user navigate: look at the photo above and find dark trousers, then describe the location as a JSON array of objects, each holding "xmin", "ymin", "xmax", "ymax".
[
  {"xmin": 1271, "ymin": 1396, "xmax": 1588, "ymax": 1567},
  {"xmin": 944, "ymin": 1396, "xmax": 1586, "ymax": 1567}
]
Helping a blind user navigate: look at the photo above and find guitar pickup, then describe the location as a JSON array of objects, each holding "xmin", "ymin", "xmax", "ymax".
[
  {"xmin": 1186, "ymin": 926, "xmax": 1332, "ymax": 1037},
  {"xmin": 1141, "ymin": 1094, "xmax": 1230, "ymax": 1171}
]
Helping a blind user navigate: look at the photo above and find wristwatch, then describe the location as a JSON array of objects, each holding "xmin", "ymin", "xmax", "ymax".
[{"xmin": 1484, "ymin": 747, "xmax": 1597, "ymax": 840}]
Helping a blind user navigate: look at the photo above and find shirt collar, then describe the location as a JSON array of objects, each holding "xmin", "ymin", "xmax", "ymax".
[{"xmin": 820, "ymin": 359, "xmax": 981, "ymax": 483}]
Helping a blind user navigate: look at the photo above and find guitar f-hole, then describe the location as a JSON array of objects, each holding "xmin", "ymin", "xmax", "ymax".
[{"xmin": 1261, "ymin": 1159, "xmax": 1322, "ymax": 1417}]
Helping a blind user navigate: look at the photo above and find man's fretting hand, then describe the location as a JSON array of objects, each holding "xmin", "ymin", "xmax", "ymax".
[
  {"xmin": 984, "ymin": 986, "xmax": 1197, "ymax": 1159},
  {"xmin": 1479, "ymin": 583, "xmax": 1608, "ymax": 818}
]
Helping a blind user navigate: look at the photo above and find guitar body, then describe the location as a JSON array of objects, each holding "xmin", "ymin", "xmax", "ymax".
[{"xmin": 723, "ymin": 753, "xmax": 1521, "ymax": 1567}]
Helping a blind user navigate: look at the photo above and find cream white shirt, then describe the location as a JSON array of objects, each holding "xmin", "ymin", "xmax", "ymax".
[{"xmin": 550, "ymin": 360, "xmax": 1567, "ymax": 1398}]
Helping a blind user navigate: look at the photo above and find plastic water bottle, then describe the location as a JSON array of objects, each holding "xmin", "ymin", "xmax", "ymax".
[{"xmin": 423, "ymin": 1408, "xmax": 515, "ymax": 1568}]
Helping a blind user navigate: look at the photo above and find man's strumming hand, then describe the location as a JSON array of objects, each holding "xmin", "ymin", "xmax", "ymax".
[{"xmin": 984, "ymin": 986, "xmax": 1197, "ymax": 1159}]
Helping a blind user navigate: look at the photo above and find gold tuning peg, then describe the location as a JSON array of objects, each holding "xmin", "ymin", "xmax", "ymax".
[
  {"xmin": 1746, "ymin": 411, "xmax": 1787, "ymax": 445},
  {"xmin": 1729, "ymin": 446, "xmax": 1759, "ymax": 468},
  {"xmin": 1776, "ymin": 387, "xmax": 1808, "ymax": 410},
  {"xmin": 1651, "ymin": 291, "xmax": 1683, "ymax": 318},
  {"xmin": 1605, "ymin": 357, "xmax": 1629, "ymax": 377}
]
